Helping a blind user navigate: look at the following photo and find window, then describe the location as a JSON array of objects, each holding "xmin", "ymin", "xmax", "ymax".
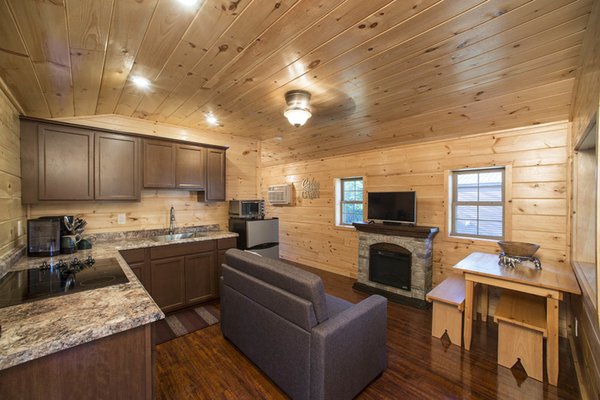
[
  {"xmin": 338, "ymin": 177, "xmax": 364, "ymax": 226},
  {"xmin": 450, "ymin": 167, "xmax": 505, "ymax": 239}
]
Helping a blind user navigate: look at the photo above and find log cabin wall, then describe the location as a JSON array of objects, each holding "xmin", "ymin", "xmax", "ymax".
[
  {"xmin": 568, "ymin": 0, "xmax": 600, "ymax": 397},
  {"xmin": 0, "ymin": 87, "xmax": 25, "ymax": 264},
  {"xmin": 261, "ymin": 122, "xmax": 570, "ymax": 283},
  {"xmin": 27, "ymin": 115, "xmax": 259, "ymax": 233}
]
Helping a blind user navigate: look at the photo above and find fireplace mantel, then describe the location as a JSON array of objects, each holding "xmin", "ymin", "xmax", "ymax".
[{"xmin": 352, "ymin": 222, "xmax": 439, "ymax": 239}]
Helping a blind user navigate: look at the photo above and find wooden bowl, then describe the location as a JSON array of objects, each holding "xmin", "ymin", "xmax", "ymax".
[{"xmin": 497, "ymin": 241, "xmax": 540, "ymax": 257}]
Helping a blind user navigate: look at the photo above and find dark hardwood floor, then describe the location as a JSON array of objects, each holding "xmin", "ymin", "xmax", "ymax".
[{"xmin": 155, "ymin": 264, "xmax": 581, "ymax": 400}]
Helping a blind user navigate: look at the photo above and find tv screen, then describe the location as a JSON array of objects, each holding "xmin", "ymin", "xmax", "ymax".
[{"xmin": 367, "ymin": 192, "xmax": 416, "ymax": 224}]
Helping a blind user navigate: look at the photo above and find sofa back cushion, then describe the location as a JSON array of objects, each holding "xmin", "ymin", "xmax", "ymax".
[
  {"xmin": 222, "ymin": 265, "xmax": 318, "ymax": 330},
  {"xmin": 224, "ymin": 249, "xmax": 329, "ymax": 323}
]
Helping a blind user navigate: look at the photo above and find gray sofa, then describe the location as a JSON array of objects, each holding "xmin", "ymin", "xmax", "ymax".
[{"xmin": 220, "ymin": 249, "xmax": 388, "ymax": 400}]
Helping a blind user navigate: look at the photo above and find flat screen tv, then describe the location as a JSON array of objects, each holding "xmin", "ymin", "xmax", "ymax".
[{"xmin": 367, "ymin": 191, "xmax": 416, "ymax": 224}]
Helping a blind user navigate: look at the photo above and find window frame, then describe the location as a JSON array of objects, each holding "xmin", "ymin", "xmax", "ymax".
[
  {"xmin": 450, "ymin": 167, "xmax": 506, "ymax": 240},
  {"xmin": 336, "ymin": 177, "xmax": 364, "ymax": 227}
]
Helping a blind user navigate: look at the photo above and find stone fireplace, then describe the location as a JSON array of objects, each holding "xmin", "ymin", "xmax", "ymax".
[{"xmin": 352, "ymin": 223, "xmax": 438, "ymax": 308}]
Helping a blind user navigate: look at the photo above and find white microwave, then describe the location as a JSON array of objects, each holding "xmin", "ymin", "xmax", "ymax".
[{"xmin": 229, "ymin": 200, "xmax": 265, "ymax": 219}]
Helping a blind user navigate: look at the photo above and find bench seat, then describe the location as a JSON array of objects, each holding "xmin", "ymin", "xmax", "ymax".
[
  {"xmin": 426, "ymin": 275, "xmax": 466, "ymax": 346},
  {"xmin": 494, "ymin": 290, "xmax": 547, "ymax": 382}
]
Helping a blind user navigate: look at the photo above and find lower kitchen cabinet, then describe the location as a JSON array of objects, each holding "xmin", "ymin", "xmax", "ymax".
[
  {"xmin": 151, "ymin": 256, "xmax": 186, "ymax": 313},
  {"xmin": 120, "ymin": 237, "xmax": 236, "ymax": 313},
  {"xmin": 185, "ymin": 252, "xmax": 216, "ymax": 305},
  {"xmin": 0, "ymin": 325, "xmax": 153, "ymax": 400},
  {"xmin": 128, "ymin": 261, "xmax": 146, "ymax": 284},
  {"xmin": 120, "ymin": 248, "xmax": 150, "ymax": 290}
]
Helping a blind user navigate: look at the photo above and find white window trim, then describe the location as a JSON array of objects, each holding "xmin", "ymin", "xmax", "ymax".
[
  {"xmin": 444, "ymin": 165, "xmax": 513, "ymax": 245},
  {"xmin": 334, "ymin": 177, "xmax": 364, "ymax": 229}
]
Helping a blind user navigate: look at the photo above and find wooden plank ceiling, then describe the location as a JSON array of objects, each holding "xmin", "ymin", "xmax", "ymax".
[{"xmin": 0, "ymin": 0, "xmax": 594, "ymax": 165}]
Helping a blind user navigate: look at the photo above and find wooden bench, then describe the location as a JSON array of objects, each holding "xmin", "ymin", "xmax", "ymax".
[
  {"xmin": 426, "ymin": 275, "xmax": 466, "ymax": 346},
  {"xmin": 494, "ymin": 290, "xmax": 547, "ymax": 382}
]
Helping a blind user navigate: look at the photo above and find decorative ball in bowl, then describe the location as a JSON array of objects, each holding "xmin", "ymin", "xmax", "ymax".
[{"xmin": 497, "ymin": 241, "xmax": 540, "ymax": 258}]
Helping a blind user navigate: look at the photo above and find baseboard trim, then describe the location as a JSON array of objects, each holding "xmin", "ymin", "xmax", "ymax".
[{"xmin": 352, "ymin": 282, "xmax": 430, "ymax": 309}]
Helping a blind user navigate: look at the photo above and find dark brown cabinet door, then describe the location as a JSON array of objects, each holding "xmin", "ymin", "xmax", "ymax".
[
  {"xmin": 150, "ymin": 256, "xmax": 186, "ymax": 312},
  {"xmin": 216, "ymin": 250, "xmax": 227, "ymax": 296},
  {"xmin": 205, "ymin": 148, "xmax": 226, "ymax": 201},
  {"xmin": 176, "ymin": 144, "xmax": 206, "ymax": 189},
  {"xmin": 120, "ymin": 248, "xmax": 150, "ymax": 290},
  {"xmin": 143, "ymin": 140, "xmax": 175, "ymax": 188},
  {"xmin": 95, "ymin": 132, "xmax": 141, "ymax": 200},
  {"xmin": 129, "ymin": 262, "xmax": 146, "ymax": 286},
  {"xmin": 185, "ymin": 252, "xmax": 216, "ymax": 305},
  {"xmin": 215, "ymin": 238, "xmax": 236, "ymax": 296},
  {"xmin": 38, "ymin": 124, "xmax": 94, "ymax": 200}
]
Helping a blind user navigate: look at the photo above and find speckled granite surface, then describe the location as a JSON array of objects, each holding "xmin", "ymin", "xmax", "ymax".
[{"xmin": 0, "ymin": 229, "xmax": 238, "ymax": 371}]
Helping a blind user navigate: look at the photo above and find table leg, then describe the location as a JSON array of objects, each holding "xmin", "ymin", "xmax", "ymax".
[
  {"xmin": 464, "ymin": 280, "xmax": 474, "ymax": 350},
  {"xmin": 480, "ymin": 284, "xmax": 488, "ymax": 322},
  {"xmin": 546, "ymin": 297, "xmax": 559, "ymax": 386}
]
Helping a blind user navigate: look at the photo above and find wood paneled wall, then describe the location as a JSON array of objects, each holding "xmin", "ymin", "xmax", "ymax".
[
  {"xmin": 568, "ymin": 0, "xmax": 600, "ymax": 397},
  {"xmin": 261, "ymin": 122, "xmax": 570, "ymax": 283},
  {"xmin": 571, "ymin": 0, "xmax": 600, "ymax": 143},
  {"xmin": 28, "ymin": 115, "xmax": 259, "ymax": 233},
  {"xmin": 0, "ymin": 85, "xmax": 24, "ymax": 258}
]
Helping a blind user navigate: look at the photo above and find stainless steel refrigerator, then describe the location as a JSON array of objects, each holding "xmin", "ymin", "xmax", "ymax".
[{"xmin": 229, "ymin": 218, "xmax": 279, "ymax": 259}]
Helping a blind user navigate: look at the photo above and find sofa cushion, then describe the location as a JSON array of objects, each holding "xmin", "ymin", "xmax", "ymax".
[
  {"xmin": 326, "ymin": 294, "xmax": 353, "ymax": 318},
  {"xmin": 225, "ymin": 249, "xmax": 329, "ymax": 323},
  {"xmin": 222, "ymin": 264, "xmax": 318, "ymax": 330}
]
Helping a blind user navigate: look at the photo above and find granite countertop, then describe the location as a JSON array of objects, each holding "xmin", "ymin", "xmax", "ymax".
[{"xmin": 0, "ymin": 229, "xmax": 238, "ymax": 371}]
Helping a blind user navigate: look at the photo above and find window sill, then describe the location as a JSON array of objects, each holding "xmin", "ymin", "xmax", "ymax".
[
  {"xmin": 334, "ymin": 224, "xmax": 356, "ymax": 232},
  {"xmin": 446, "ymin": 235, "xmax": 501, "ymax": 247}
]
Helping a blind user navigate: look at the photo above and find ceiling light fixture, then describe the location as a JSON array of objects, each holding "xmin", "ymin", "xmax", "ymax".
[
  {"xmin": 206, "ymin": 114, "xmax": 219, "ymax": 126},
  {"xmin": 131, "ymin": 76, "xmax": 151, "ymax": 89},
  {"xmin": 284, "ymin": 90, "xmax": 312, "ymax": 127},
  {"xmin": 177, "ymin": 0, "xmax": 200, "ymax": 6}
]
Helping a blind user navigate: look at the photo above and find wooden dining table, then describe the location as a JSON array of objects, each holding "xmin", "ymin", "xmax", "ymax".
[{"xmin": 453, "ymin": 252, "xmax": 581, "ymax": 386}]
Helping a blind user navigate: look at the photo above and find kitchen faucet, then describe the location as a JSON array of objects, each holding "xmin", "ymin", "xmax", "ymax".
[{"xmin": 169, "ymin": 206, "xmax": 175, "ymax": 235}]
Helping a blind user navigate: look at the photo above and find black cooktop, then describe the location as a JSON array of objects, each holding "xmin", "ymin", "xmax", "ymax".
[{"xmin": 0, "ymin": 257, "xmax": 129, "ymax": 309}]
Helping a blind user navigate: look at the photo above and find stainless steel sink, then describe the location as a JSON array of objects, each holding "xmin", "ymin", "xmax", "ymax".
[
  {"xmin": 194, "ymin": 232, "xmax": 209, "ymax": 238},
  {"xmin": 151, "ymin": 233, "xmax": 194, "ymax": 242}
]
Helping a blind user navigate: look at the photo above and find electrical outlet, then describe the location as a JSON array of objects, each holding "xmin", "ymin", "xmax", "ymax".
[
  {"xmin": 17, "ymin": 221, "xmax": 22, "ymax": 236},
  {"xmin": 117, "ymin": 213, "xmax": 126, "ymax": 225}
]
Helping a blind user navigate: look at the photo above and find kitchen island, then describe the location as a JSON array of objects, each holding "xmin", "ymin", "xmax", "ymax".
[{"xmin": 0, "ymin": 229, "xmax": 237, "ymax": 399}]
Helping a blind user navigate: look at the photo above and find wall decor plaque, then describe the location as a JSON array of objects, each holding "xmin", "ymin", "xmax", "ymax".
[{"xmin": 301, "ymin": 178, "xmax": 320, "ymax": 199}]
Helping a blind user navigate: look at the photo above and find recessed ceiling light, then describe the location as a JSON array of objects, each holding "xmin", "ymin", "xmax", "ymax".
[
  {"xmin": 206, "ymin": 114, "xmax": 219, "ymax": 126},
  {"xmin": 177, "ymin": 0, "xmax": 200, "ymax": 6},
  {"xmin": 131, "ymin": 76, "xmax": 151, "ymax": 89}
]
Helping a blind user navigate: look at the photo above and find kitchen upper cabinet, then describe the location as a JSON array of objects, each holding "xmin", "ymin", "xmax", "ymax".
[
  {"xmin": 185, "ymin": 252, "xmax": 216, "ymax": 304},
  {"xmin": 37, "ymin": 124, "xmax": 94, "ymax": 201},
  {"xmin": 175, "ymin": 144, "xmax": 206, "ymax": 189},
  {"xmin": 20, "ymin": 117, "xmax": 227, "ymax": 203},
  {"xmin": 205, "ymin": 148, "xmax": 226, "ymax": 201},
  {"xmin": 143, "ymin": 140, "xmax": 176, "ymax": 188},
  {"xmin": 95, "ymin": 133, "xmax": 141, "ymax": 200},
  {"xmin": 150, "ymin": 256, "xmax": 186, "ymax": 313}
]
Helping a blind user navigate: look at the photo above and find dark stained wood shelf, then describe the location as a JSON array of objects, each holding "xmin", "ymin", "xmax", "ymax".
[{"xmin": 352, "ymin": 222, "xmax": 439, "ymax": 239}]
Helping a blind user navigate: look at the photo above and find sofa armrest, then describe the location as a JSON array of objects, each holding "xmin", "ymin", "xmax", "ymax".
[{"xmin": 310, "ymin": 295, "xmax": 387, "ymax": 400}]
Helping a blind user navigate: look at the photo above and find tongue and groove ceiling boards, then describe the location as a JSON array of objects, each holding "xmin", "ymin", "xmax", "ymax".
[{"xmin": 0, "ymin": 0, "xmax": 594, "ymax": 165}]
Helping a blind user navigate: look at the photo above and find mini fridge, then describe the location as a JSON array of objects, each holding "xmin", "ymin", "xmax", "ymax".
[{"xmin": 229, "ymin": 217, "xmax": 279, "ymax": 259}]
